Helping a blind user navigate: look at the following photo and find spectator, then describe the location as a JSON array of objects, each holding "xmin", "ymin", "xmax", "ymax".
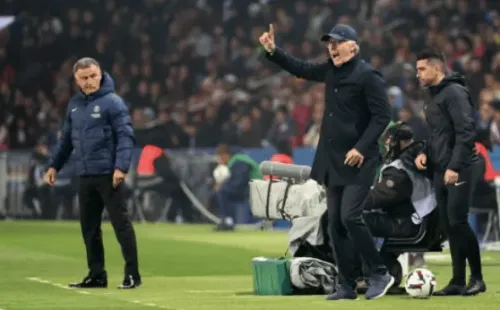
[
  {"xmin": 237, "ymin": 114, "xmax": 262, "ymax": 148},
  {"xmin": 0, "ymin": 122, "xmax": 8, "ymax": 150},
  {"xmin": 397, "ymin": 105, "xmax": 429, "ymax": 141},
  {"xmin": 0, "ymin": 0, "xmax": 497, "ymax": 153},
  {"xmin": 477, "ymin": 99, "xmax": 494, "ymax": 130},
  {"xmin": 303, "ymin": 103, "xmax": 323, "ymax": 148},
  {"xmin": 266, "ymin": 105, "xmax": 295, "ymax": 148},
  {"xmin": 490, "ymin": 99, "xmax": 500, "ymax": 145}
]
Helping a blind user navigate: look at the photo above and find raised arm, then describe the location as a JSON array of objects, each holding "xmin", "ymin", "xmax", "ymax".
[
  {"xmin": 260, "ymin": 24, "xmax": 328, "ymax": 82},
  {"xmin": 265, "ymin": 48, "xmax": 329, "ymax": 82}
]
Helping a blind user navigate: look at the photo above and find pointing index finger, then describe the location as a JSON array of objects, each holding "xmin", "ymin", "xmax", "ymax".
[{"xmin": 269, "ymin": 24, "xmax": 274, "ymax": 37}]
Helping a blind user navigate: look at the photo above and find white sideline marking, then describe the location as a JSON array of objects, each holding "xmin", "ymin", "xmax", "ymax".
[
  {"xmin": 425, "ymin": 254, "xmax": 493, "ymax": 262},
  {"xmin": 26, "ymin": 277, "xmax": 174, "ymax": 309},
  {"xmin": 186, "ymin": 289, "xmax": 236, "ymax": 294},
  {"xmin": 77, "ymin": 291, "xmax": 90, "ymax": 295}
]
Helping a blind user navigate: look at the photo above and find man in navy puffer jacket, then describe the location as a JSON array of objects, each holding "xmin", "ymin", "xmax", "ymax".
[{"xmin": 44, "ymin": 58, "xmax": 141, "ymax": 289}]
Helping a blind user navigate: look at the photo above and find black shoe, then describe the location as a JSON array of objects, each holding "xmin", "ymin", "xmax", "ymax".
[
  {"xmin": 118, "ymin": 275, "xmax": 142, "ymax": 289},
  {"xmin": 433, "ymin": 282, "xmax": 464, "ymax": 296},
  {"xmin": 462, "ymin": 279, "xmax": 486, "ymax": 296},
  {"xmin": 69, "ymin": 274, "xmax": 107, "ymax": 288}
]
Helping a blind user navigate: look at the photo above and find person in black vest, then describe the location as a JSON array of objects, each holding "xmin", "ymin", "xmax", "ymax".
[
  {"xmin": 364, "ymin": 122, "xmax": 435, "ymax": 238},
  {"xmin": 260, "ymin": 24, "xmax": 393, "ymax": 300},
  {"xmin": 414, "ymin": 49, "xmax": 485, "ymax": 296}
]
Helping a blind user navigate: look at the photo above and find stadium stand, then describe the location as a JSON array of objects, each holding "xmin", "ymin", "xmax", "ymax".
[{"xmin": 0, "ymin": 0, "xmax": 498, "ymax": 152}]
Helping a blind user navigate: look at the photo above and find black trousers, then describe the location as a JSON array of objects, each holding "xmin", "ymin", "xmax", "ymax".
[
  {"xmin": 348, "ymin": 211, "xmax": 420, "ymax": 281},
  {"xmin": 434, "ymin": 162, "xmax": 483, "ymax": 284},
  {"xmin": 326, "ymin": 184, "xmax": 387, "ymax": 289},
  {"xmin": 363, "ymin": 211, "xmax": 420, "ymax": 239},
  {"xmin": 78, "ymin": 175, "xmax": 139, "ymax": 278}
]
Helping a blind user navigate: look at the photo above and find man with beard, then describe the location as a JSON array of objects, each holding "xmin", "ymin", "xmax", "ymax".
[{"xmin": 414, "ymin": 49, "xmax": 485, "ymax": 296}]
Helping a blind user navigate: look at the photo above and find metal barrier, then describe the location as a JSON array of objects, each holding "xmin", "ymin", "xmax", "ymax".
[
  {"xmin": 0, "ymin": 151, "xmax": 6, "ymax": 216},
  {"xmin": 0, "ymin": 150, "xmax": 217, "ymax": 222},
  {"xmin": 0, "ymin": 151, "xmax": 32, "ymax": 218}
]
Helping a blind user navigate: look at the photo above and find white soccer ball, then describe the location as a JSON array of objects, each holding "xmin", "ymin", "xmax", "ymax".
[
  {"xmin": 405, "ymin": 268, "xmax": 437, "ymax": 299},
  {"xmin": 213, "ymin": 164, "xmax": 231, "ymax": 184}
]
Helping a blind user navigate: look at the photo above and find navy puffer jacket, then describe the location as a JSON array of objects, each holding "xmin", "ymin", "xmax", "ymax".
[{"xmin": 48, "ymin": 72, "xmax": 135, "ymax": 176}]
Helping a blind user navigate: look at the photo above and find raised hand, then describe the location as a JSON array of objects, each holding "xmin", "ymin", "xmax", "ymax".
[{"xmin": 259, "ymin": 24, "xmax": 276, "ymax": 53}]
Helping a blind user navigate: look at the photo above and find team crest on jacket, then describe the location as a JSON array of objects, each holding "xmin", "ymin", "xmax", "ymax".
[{"xmin": 91, "ymin": 105, "xmax": 101, "ymax": 118}]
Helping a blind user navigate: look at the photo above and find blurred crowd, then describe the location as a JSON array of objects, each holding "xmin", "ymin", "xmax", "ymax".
[{"xmin": 0, "ymin": 0, "xmax": 499, "ymax": 152}]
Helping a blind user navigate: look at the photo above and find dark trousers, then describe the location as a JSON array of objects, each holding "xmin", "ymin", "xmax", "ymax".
[
  {"xmin": 24, "ymin": 185, "xmax": 53, "ymax": 219},
  {"xmin": 78, "ymin": 175, "xmax": 140, "ymax": 278},
  {"xmin": 363, "ymin": 211, "xmax": 420, "ymax": 239},
  {"xmin": 165, "ymin": 187, "xmax": 194, "ymax": 222},
  {"xmin": 326, "ymin": 184, "xmax": 387, "ymax": 289},
  {"xmin": 362, "ymin": 211, "xmax": 420, "ymax": 277},
  {"xmin": 216, "ymin": 191, "xmax": 253, "ymax": 224},
  {"xmin": 434, "ymin": 162, "xmax": 483, "ymax": 284}
]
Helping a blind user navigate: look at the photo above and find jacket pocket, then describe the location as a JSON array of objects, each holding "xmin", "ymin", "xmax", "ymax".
[{"xmin": 431, "ymin": 144, "xmax": 452, "ymax": 171}]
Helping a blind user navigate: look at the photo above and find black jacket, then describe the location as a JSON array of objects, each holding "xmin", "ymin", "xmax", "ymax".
[
  {"xmin": 424, "ymin": 74, "xmax": 478, "ymax": 173},
  {"xmin": 366, "ymin": 141, "xmax": 428, "ymax": 217},
  {"xmin": 266, "ymin": 48, "xmax": 390, "ymax": 186}
]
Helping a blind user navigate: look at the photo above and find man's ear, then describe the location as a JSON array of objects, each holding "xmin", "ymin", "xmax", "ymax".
[{"xmin": 350, "ymin": 41, "xmax": 357, "ymax": 54}]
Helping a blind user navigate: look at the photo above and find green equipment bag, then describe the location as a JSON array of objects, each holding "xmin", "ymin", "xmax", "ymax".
[{"xmin": 252, "ymin": 257, "xmax": 293, "ymax": 295}]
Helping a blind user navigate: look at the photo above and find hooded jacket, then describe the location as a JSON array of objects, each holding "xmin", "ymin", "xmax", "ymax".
[
  {"xmin": 424, "ymin": 74, "xmax": 478, "ymax": 173},
  {"xmin": 48, "ymin": 72, "xmax": 135, "ymax": 176}
]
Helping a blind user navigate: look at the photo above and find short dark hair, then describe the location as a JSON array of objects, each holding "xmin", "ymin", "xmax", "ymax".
[
  {"xmin": 276, "ymin": 105, "xmax": 288, "ymax": 115},
  {"xmin": 416, "ymin": 49, "xmax": 445, "ymax": 63},
  {"xmin": 274, "ymin": 139, "xmax": 293, "ymax": 157},
  {"xmin": 73, "ymin": 57, "xmax": 100, "ymax": 74}
]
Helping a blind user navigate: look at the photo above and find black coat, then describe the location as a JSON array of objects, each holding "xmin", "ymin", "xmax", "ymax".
[
  {"xmin": 424, "ymin": 74, "xmax": 478, "ymax": 173},
  {"xmin": 266, "ymin": 48, "xmax": 391, "ymax": 186},
  {"xmin": 366, "ymin": 141, "xmax": 428, "ymax": 217}
]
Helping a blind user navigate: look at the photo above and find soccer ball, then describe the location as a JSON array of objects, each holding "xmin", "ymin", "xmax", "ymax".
[
  {"xmin": 213, "ymin": 164, "xmax": 231, "ymax": 184},
  {"xmin": 405, "ymin": 268, "xmax": 437, "ymax": 299}
]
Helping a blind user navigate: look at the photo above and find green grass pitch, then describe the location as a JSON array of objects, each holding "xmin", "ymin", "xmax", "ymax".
[{"xmin": 0, "ymin": 221, "xmax": 499, "ymax": 309}]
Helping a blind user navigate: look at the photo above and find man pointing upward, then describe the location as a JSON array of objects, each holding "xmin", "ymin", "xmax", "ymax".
[{"xmin": 260, "ymin": 24, "xmax": 393, "ymax": 300}]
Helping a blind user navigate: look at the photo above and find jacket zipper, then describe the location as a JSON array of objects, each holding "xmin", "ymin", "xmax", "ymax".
[{"xmin": 81, "ymin": 100, "xmax": 89, "ymax": 174}]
